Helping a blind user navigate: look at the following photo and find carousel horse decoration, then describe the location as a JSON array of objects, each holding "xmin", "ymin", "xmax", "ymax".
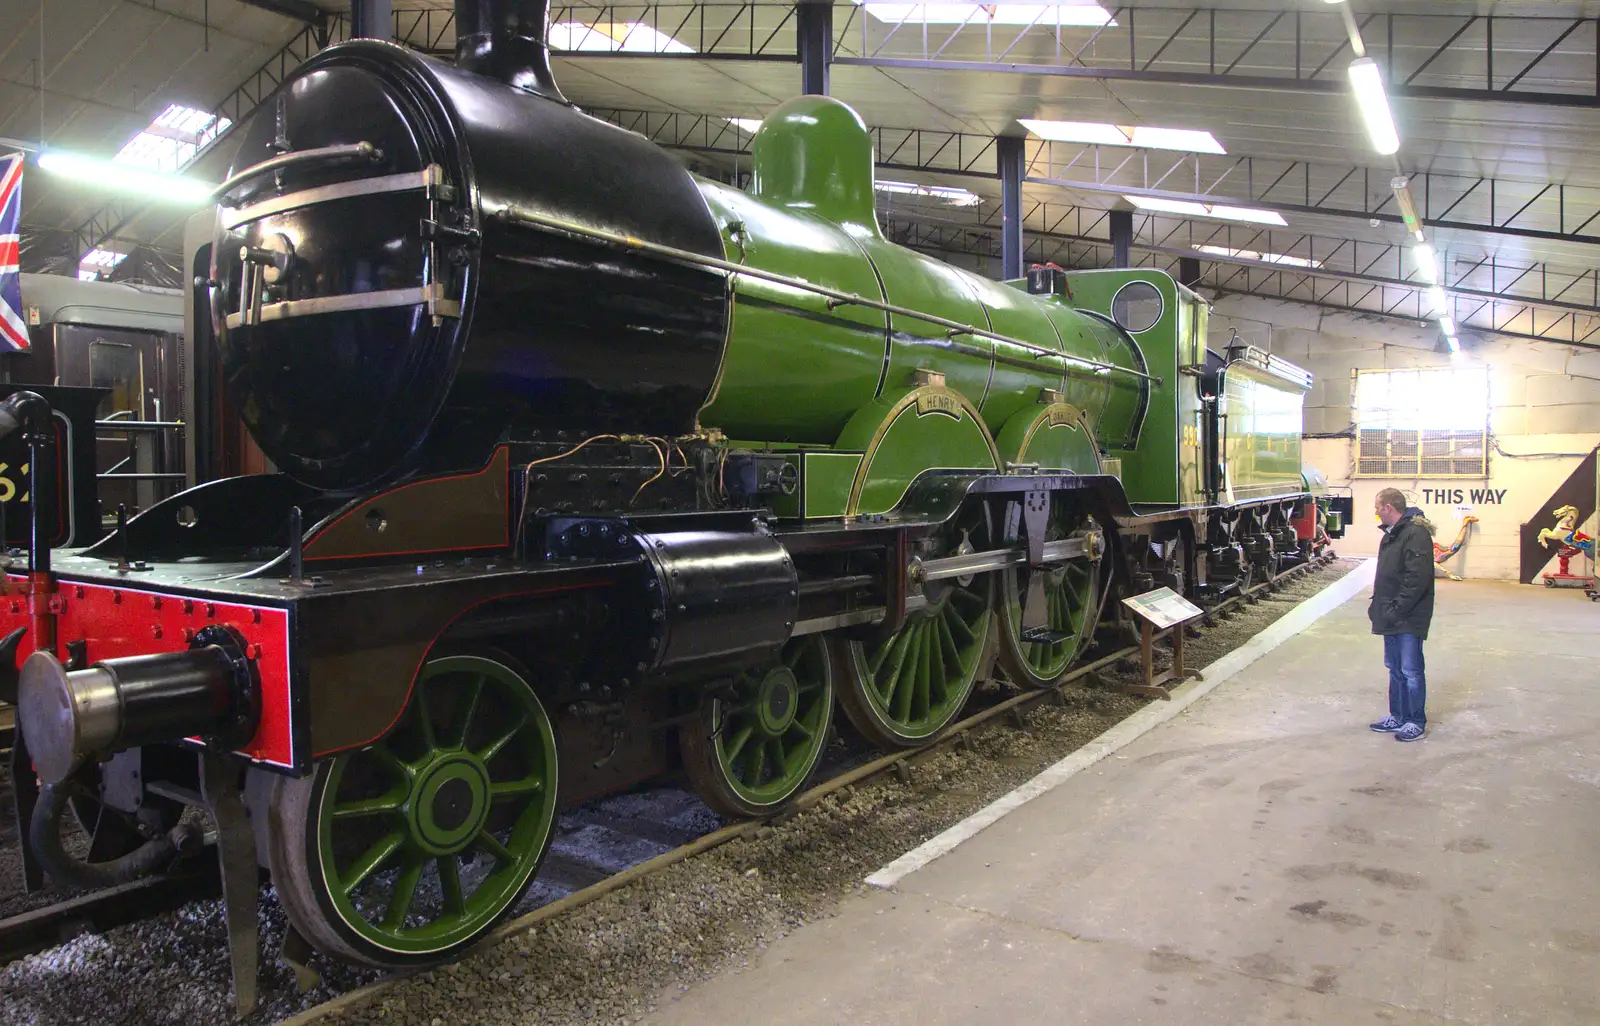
[
  {"xmin": 1537, "ymin": 505, "xmax": 1593, "ymax": 556},
  {"xmin": 1537, "ymin": 504, "xmax": 1595, "ymax": 588},
  {"xmin": 1432, "ymin": 515, "xmax": 1479, "ymax": 581}
]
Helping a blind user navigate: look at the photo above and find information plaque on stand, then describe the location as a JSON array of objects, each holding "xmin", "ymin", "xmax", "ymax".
[{"xmin": 1119, "ymin": 586, "xmax": 1206, "ymax": 699}]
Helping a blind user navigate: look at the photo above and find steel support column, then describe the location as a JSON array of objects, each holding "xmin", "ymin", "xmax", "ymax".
[
  {"xmin": 797, "ymin": 0, "xmax": 831, "ymax": 95},
  {"xmin": 997, "ymin": 136, "xmax": 1025, "ymax": 281},
  {"xmin": 352, "ymin": 0, "xmax": 392, "ymax": 40},
  {"xmin": 1110, "ymin": 210, "xmax": 1133, "ymax": 269}
]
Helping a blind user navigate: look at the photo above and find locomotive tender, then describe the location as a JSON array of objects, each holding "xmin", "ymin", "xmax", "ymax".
[{"xmin": 0, "ymin": 0, "xmax": 1327, "ymax": 1003}]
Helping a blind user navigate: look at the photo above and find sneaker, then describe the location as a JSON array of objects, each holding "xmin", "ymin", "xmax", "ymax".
[
  {"xmin": 1369, "ymin": 716, "xmax": 1404, "ymax": 732},
  {"xmin": 1395, "ymin": 722, "xmax": 1427, "ymax": 742}
]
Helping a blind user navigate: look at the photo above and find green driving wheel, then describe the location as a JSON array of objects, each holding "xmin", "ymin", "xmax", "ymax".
[
  {"xmin": 681, "ymin": 634, "xmax": 835, "ymax": 818},
  {"xmin": 264, "ymin": 652, "xmax": 559, "ymax": 967},
  {"xmin": 997, "ymin": 507, "xmax": 1102, "ymax": 688},
  {"xmin": 835, "ymin": 504, "xmax": 996, "ymax": 749}
]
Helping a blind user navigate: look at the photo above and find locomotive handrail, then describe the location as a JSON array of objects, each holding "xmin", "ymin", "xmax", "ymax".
[
  {"xmin": 210, "ymin": 142, "xmax": 384, "ymax": 203},
  {"xmin": 498, "ymin": 206, "xmax": 1163, "ymax": 387}
]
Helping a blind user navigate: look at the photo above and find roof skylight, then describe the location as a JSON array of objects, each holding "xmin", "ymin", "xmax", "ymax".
[
  {"xmin": 111, "ymin": 104, "xmax": 231, "ymax": 175},
  {"xmin": 1126, "ymin": 195, "xmax": 1287, "ymax": 226},
  {"xmin": 550, "ymin": 22, "xmax": 695, "ymax": 52},
  {"xmin": 856, "ymin": 2, "xmax": 1113, "ymax": 26},
  {"xmin": 727, "ymin": 118, "xmax": 764, "ymax": 133},
  {"xmin": 1194, "ymin": 245, "xmax": 1321, "ymax": 268},
  {"xmin": 1020, "ymin": 119, "xmax": 1225, "ymax": 154},
  {"xmin": 78, "ymin": 248, "xmax": 128, "ymax": 282},
  {"xmin": 875, "ymin": 180, "xmax": 982, "ymax": 206}
]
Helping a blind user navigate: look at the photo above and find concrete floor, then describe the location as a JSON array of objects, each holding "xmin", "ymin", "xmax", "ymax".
[{"xmin": 648, "ymin": 578, "xmax": 1600, "ymax": 1025}]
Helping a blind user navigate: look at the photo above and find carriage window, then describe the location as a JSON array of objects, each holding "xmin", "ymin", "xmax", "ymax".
[
  {"xmin": 1111, "ymin": 281, "xmax": 1162, "ymax": 334},
  {"xmin": 88, "ymin": 339, "xmax": 146, "ymax": 420},
  {"xmin": 1355, "ymin": 367, "xmax": 1488, "ymax": 478}
]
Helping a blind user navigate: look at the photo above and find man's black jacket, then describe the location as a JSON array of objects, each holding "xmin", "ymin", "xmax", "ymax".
[{"xmin": 1369, "ymin": 506, "xmax": 1436, "ymax": 639}]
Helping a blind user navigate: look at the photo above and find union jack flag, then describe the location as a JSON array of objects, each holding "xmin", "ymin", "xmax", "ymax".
[{"xmin": 1, "ymin": 154, "xmax": 28, "ymax": 352}]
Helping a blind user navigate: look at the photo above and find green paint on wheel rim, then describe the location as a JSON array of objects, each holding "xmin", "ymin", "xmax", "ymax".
[
  {"xmin": 1002, "ymin": 559, "xmax": 1096, "ymax": 681},
  {"xmin": 1000, "ymin": 505, "xmax": 1098, "ymax": 685},
  {"xmin": 314, "ymin": 655, "xmax": 558, "ymax": 955},
  {"xmin": 848, "ymin": 510, "xmax": 994, "ymax": 742},
  {"xmin": 712, "ymin": 636, "xmax": 833, "ymax": 808}
]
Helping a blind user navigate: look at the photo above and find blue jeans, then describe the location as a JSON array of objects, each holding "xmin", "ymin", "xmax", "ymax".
[{"xmin": 1384, "ymin": 633, "xmax": 1427, "ymax": 727}]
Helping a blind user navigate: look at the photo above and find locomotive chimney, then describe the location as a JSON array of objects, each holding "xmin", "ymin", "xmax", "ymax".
[{"xmin": 455, "ymin": 0, "xmax": 567, "ymax": 101}]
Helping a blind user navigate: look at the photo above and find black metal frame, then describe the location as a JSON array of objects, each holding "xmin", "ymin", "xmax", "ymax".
[{"xmin": 387, "ymin": 3, "xmax": 1600, "ymax": 111}]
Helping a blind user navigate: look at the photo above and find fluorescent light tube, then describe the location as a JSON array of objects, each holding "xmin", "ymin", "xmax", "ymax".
[
  {"xmin": 37, "ymin": 150, "xmax": 215, "ymax": 204},
  {"xmin": 1348, "ymin": 57, "xmax": 1400, "ymax": 156},
  {"xmin": 1446, "ymin": 335, "xmax": 1461, "ymax": 354},
  {"xmin": 1412, "ymin": 244, "xmax": 1438, "ymax": 284},
  {"xmin": 876, "ymin": 180, "xmax": 982, "ymax": 206},
  {"xmin": 857, "ymin": 3, "xmax": 1113, "ymax": 28},
  {"xmin": 1019, "ymin": 119, "xmax": 1225, "ymax": 154},
  {"xmin": 1193, "ymin": 245, "xmax": 1321, "ymax": 268},
  {"xmin": 1439, "ymin": 315, "xmax": 1457, "ymax": 336},
  {"xmin": 1427, "ymin": 286, "xmax": 1448, "ymax": 312},
  {"xmin": 1127, "ymin": 195, "xmax": 1286, "ymax": 225}
]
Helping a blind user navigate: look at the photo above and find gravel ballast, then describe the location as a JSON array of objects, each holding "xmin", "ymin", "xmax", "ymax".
[{"xmin": 0, "ymin": 558, "xmax": 1360, "ymax": 1026}]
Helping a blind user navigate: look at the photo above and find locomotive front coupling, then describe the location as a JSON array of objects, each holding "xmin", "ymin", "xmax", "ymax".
[{"xmin": 16, "ymin": 625, "xmax": 261, "ymax": 784}]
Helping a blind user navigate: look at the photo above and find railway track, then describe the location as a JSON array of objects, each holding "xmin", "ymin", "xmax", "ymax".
[{"xmin": 0, "ymin": 553, "xmax": 1339, "ymax": 1022}]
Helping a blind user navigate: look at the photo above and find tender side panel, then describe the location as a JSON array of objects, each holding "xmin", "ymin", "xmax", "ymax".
[
  {"xmin": 1220, "ymin": 363, "xmax": 1308, "ymax": 503},
  {"xmin": 2, "ymin": 577, "xmax": 294, "ymax": 768}
]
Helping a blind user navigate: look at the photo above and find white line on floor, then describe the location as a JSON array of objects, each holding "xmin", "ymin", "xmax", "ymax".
[{"xmin": 864, "ymin": 557, "xmax": 1378, "ymax": 889}]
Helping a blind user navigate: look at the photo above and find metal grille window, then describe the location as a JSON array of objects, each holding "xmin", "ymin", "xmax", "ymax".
[{"xmin": 1355, "ymin": 367, "xmax": 1489, "ymax": 478}]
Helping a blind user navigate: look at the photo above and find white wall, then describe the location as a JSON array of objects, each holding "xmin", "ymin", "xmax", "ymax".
[{"xmin": 1206, "ymin": 295, "xmax": 1600, "ymax": 581}]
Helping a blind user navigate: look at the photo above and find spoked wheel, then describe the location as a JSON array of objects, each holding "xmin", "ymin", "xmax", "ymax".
[
  {"xmin": 265, "ymin": 652, "xmax": 559, "ymax": 967},
  {"xmin": 835, "ymin": 504, "xmax": 996, "ymax": 749},
  {"xmin": 997, "ymin": 506, "xmax": 1103, "ymax": 689},
  {"xmin": 681, "ymin": 634, "xmax": 835, "ymax": 819}
]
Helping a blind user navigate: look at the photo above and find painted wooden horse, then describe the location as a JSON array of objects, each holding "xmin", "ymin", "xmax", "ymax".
[
  {"xmin": 1537, "ymin": 505, "xmax": 1593, "ymax": 557},
  {"xmin": 1433, "ymin": 515, "xmax": 1479, "ymax": 581}
]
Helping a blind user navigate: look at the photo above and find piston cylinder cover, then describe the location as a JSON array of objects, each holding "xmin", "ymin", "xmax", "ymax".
[
  {"xmin": 636, "ymin": 529, "xmax": 798, "ymax": 678},
  {"xmin": 16, "ymin": 626, "xmax": 259, "ymax": 785}
]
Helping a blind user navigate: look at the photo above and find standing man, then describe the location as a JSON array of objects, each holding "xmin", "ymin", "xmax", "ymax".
[{"xmin": 1369, "ymin": 488, "xmax": 1436, "ymax": 742}]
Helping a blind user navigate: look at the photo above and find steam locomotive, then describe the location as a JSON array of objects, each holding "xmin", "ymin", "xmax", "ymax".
[{"xmin": 0, "ymin": 0, "xmax": 1333, "ymax": 1005}]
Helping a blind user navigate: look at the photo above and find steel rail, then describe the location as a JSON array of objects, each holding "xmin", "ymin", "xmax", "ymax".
[
  {"xmin": 497, "ymin": 206, "xmax": 1164, "ymax": 387},
  {"xmin": 277, "ymin": 552, "xmax": 1340, "ymax": 1026},
  {"xmin": 0, "ymin": 860, "xmax": 221, "ymax": 967}
]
